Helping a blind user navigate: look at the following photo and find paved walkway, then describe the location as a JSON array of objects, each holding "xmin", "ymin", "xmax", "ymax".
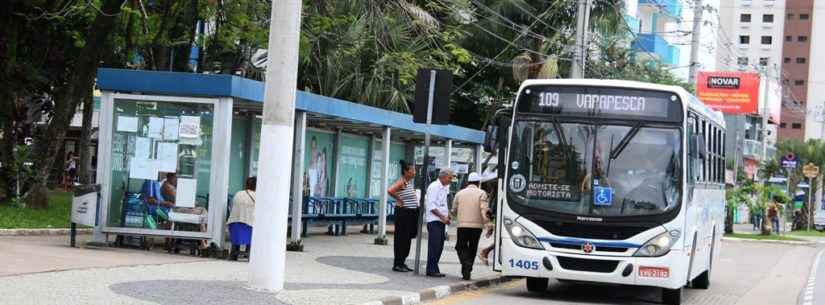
[{"xmin": 0, "ymin": 230, "xmax": 497, "ymax": 305}]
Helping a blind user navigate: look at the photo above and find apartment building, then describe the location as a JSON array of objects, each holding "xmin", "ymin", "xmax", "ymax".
[
  {"xmin": 780, "ymin": 0, "xmax": 814, "ymax": 141},
  {"xmin": 715, "ymin": 0, "xmax": 786, "ymax": 178},
  {"xmin": 628, "ymin": 0, "xmax": 683, "ymax": 66},
  {"xmin": 803, "ymin": 1, "xmax": 825, "ymax": 140}
]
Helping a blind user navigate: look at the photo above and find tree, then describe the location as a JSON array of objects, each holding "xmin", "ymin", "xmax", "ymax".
[
  {"xmin": 2, "ymin": 0, "xmax": 126, "ymax": 208},
  {"xmin": 775, "ymin": 139, "xmax": 825, "ymax": 230},
  {"xmin": 725, "ymin": 168, "xmax": 754, "ymax": 234}
]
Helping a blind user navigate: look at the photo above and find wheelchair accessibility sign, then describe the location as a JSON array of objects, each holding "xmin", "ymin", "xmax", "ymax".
[{"xmin": 593, "ymin": 187, "xmax": 613, "ymax": 206}]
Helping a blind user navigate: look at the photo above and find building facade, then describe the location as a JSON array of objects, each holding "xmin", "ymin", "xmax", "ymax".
[
  {"xmin": 628, "ymin": 0, "xmax": 683, "ymax": 66},
  {"xmin": 715, "ymin": 0, "xmax": 787, "ymax": 179},
  {"xmin": 804, "ymin": 1, "xmax": 825, "ymax": 140},
  {"xmin": 782, "ymin": 0, "xmax": 814, "ymax": 141}
]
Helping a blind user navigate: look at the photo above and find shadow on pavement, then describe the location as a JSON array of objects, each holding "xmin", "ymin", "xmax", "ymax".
[{"xmin": 109, "ymin": 256, "xmax": 484, "ymax": 305}]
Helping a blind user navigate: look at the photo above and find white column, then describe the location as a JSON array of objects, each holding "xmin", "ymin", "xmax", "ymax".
[
  {"xmin": 209, "ymin": 97, "xmax": 233, "ymax": 248},
  {"xmin": 445, "ymin": 139, "xmax": 453, "ymax": 170},
  {"xmin": 332, "ymin": 128, "xmax": 343, "ymax": 196},
  {"xmin": 249, "ymin": 0, "xmax": 302, "ymax": 292},
  {"xmin": 375, "ymin": 126, "xmax": 391, "ymax": 244},
  {"xmin": 289, "ymin": 111, "xmax": 307, "ymax": 250},
  {"xmin": 93, "ymin": 92, "xmax": 115, "ymax": 244},
  {"xmin": 474, "ymin": 144, "xmax": 483, "ymax": 174}
]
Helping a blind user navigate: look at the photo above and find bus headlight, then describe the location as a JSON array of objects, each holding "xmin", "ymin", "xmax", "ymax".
[
  {"xmin": 504, "ymin": 218, "xmax": 544, "ymax": 250},
  {"xmin": 634, "ymin": 230, "xmax": 680, "ymax": 257}
]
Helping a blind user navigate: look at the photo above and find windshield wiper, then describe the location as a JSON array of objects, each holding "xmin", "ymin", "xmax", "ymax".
[{"xmin": 609, "ymin": 123, "xmax": 642, "ymax": 160}]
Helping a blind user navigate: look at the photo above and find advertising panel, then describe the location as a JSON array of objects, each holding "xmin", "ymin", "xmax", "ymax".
[
  {"xmin": 305, "ymin": 130, "xmax": 334, "ymax": 197},
  {"xmin": 337, "ymin": 134, "xmax": 369, "ymax": 198},
  {"xmin": 696, "ymin": 71, "xmax": 760, "ymax": 114}
]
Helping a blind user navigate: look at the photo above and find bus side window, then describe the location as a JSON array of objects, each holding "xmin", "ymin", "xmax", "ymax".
[
  {"xmin": 700, "ymin": 119, "xmax": 707, "ymax": 183},
  {"xmin": 687, "ymin": 115, "xmax": 697, "ymax": 184}
]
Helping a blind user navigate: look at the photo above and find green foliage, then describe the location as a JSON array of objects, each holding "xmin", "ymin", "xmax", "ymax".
[
  {"xmin": 298, "ymin": 0, "xmax": 471, "ymax": 112},
  {"xmin": 0, "ymin": 190, "xmax": 72, "ymax": 228}
]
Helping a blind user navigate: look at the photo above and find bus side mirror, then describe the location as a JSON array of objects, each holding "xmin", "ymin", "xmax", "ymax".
[{"xmin": 483, "ymin": 125, "xmax": 498, "ymax": 153}]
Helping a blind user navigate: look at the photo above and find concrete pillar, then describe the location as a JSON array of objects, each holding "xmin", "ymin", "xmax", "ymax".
[
  {"xmin": 375, "ymin": 127, "xmax": 391, "ymax": 245},
  {"xmin": 249, "ymin": 0, "xmax": 302, "ymax": 292},
  {"xmin": 209, "ymin": 97, "xmax": 233, "ymax": 248},
  {"xmin": 366, "ymin": 134, "xmax": 375, "ymax": 198},
  {"xmin": 475, "ymin": 144, "xmax": 483, "ymax": 174},
  {"xmin": 288, "ymin": 111, "xmax": 306, "ymax": 251},
  {"xmin": 331, "ymin": 128, "xmax": 343, "ymax": 196},
  {"xmin": 445, "ymin": 139, "xmax": 453, "ymax": 171}
]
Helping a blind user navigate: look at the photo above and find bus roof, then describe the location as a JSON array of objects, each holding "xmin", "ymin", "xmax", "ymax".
[{"xmin": 517, "ymin": 79, "xmax": 725, "ymax": 128}]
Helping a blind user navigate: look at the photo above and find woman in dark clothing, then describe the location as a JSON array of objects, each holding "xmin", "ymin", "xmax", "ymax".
[{"xmin": 387, "ymin": 160, "xmax": 418, "ymax": 272}]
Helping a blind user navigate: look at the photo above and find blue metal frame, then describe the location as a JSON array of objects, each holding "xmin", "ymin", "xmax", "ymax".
[{"xmin": 97, "ymin": 68, "xmax": 485, "ymax": 144}]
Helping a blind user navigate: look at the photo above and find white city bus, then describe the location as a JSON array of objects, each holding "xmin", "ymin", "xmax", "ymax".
[{"xmin": 485, "ymin": 79, "xmax": 726, "ymax": 305}]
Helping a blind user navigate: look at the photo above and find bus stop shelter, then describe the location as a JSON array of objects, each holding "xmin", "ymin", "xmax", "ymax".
[{"xmin": 93, "ymin": 68, "xmax": 485, "ymax": 249}]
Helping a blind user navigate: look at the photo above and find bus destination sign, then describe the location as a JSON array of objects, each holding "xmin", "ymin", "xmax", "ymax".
[{"xmin": 517, "ymin": 85, "xmax": 682, "ymax": 121}]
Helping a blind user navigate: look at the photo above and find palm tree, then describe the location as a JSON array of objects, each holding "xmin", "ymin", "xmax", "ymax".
[{"xmin": 774, "ymin": 139, "xmax": 825, "ymax": 230}]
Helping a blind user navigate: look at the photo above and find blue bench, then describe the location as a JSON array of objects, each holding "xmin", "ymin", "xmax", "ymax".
[{"xmin": 293, "ymin": 197, "xmax": 396, "ymax": 236}]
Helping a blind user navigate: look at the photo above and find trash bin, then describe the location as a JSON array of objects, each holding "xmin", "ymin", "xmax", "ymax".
[{"xmin": 71, "ymin": 184, "xmax": 101, "ymax": 247}]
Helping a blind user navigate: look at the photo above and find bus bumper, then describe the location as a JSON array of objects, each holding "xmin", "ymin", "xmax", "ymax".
[{"xmin": 501, "ymin": 245, "xmax": 688, "ymax": 289}]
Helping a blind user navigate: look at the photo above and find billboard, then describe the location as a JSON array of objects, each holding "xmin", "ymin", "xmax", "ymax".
[{"xmin": 696, "ymin": 71, "xmax": 760, "ymax": 114}]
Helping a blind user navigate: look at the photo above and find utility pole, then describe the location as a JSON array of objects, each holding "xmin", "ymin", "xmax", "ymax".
[
  {"xmin": 760, "ymin": 67, "xmax": 770, "ymax": 181},
  {"xmin": 571, "ymin": 0, "xmax": 592, "ymax": 78},
  {"xmin": 688, "ymin": 0, "xmax": 703, "ymax": 86},
  {"xmin": 249, "ymin": 0, "xmax": 303, "ymax": 292}
]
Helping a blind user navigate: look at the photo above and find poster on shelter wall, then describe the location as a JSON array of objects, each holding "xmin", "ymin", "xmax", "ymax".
[
  {"xmin": 370, "ymin": 141, "xmax": 406, "ymax": 199},
  {"xmin": 337, "ymin": 135, "xmax": 369, "ymax": 198},
  {"xmin": 304, "ymin": 130, "xmax": 334, "ymax": 197}
]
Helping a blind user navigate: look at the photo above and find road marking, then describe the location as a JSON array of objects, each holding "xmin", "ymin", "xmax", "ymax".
[
  {"xmin": 801, "ymin": 249, "xmax": 824, "ymax": 305},
  {"xmin": 426, "ymin": 280, "xmax": 522, "ymax": 305}
]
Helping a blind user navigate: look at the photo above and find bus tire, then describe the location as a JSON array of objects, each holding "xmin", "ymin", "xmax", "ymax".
[
  {"xmin": 662, "ymin": 287, "xmax": 683, "ymax": 305},
  {"xmin": 526, "ymin": 277, "xmax": 548, "ymax": 293}
]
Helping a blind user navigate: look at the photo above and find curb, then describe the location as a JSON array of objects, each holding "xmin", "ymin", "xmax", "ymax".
[
  {"xmin": 721, "ymin": 236, "xmax": 814, "ymax": 246},
  {"xmin": 0, "ymin": 228, "xmax": 93, "ymax": 236},
  {"xmin": 358, "ymin": 276, "xmax": 514, "ymax": 305}
]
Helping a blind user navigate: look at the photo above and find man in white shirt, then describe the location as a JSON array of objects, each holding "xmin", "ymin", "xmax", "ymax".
[{"xmin": 425, "ymin": 168, "xmax": 454, "ymax": 277}]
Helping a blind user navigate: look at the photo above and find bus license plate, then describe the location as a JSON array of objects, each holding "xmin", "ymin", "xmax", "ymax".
[{"xmin": 639, "ymin": 267, "xmax": 670, "ymax": 278}]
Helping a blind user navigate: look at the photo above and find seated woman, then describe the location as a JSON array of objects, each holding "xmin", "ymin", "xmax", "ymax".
[
  {"xmin": 160, "ymin": 172, "xmax": 209, "ymax": 248},
  {"xmin": 227, "ymin": 177, "xmax": 256, "ymax": 260}
]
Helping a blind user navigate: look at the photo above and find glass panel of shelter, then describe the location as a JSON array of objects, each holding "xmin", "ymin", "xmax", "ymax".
[{"xmin": 108, "ymin": 98, "xmax": 213, "ymax": 234}]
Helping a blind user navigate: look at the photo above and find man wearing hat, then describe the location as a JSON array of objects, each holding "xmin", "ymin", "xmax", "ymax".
[{"xmin": 451, "ymin": 172, "xmax": 491, "ymax": 280}]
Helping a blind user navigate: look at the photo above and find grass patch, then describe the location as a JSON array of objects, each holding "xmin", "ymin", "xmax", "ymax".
[
  {"xmin": 725, "ymin": 233, "xmax": 806, "ymax": 242},
  {"xmin": 0, "ymin": 190, "xmax": 73, "ymax": 229},
  {"xmin": 786, "ymin": 230, "xmax": 825, "ymax": 237}
]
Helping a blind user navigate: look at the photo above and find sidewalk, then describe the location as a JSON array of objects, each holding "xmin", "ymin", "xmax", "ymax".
[{"xmin": 0, "ymin": 229, "xmax": 499, "ymax": 305}]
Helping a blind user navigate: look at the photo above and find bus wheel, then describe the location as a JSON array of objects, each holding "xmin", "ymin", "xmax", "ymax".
[
  {"xmin": 662, "ymin": 287, "xmax": 683, "ymax": 305},
  {"xmin": 526, "ymin": 277, "xmax": 548, "ymax": 293}
]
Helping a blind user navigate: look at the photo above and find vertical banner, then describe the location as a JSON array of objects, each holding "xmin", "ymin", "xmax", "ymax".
[{"xmin": 304, "ymin": 130, "xmax": 334, "ymax": 197}]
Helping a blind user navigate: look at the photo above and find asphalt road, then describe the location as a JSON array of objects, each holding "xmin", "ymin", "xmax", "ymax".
[{"xmin": 428, "ymin": 240, "xmax": 822, "ymax": 305}]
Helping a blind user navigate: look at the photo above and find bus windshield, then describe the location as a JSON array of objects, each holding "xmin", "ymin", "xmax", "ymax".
[{"xmin": 507, "ymin": 120, "xmax": 681, "ymax": 217}]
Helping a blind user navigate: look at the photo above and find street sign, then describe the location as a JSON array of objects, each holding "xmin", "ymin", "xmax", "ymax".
[
  {"xmin": 412, "ymin": 69, "xmax": 451, "ymax": 125},
  {"xmin": 781, "ymin": 153, "xmax": 798, "ymax": 169},
  {"xmin": 411, "ymin": 68, "xmax": 452, "ymax": 275},
  {"xmin": 803, "ymin": 163, "xmax": 820, "ymax": 179}
]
